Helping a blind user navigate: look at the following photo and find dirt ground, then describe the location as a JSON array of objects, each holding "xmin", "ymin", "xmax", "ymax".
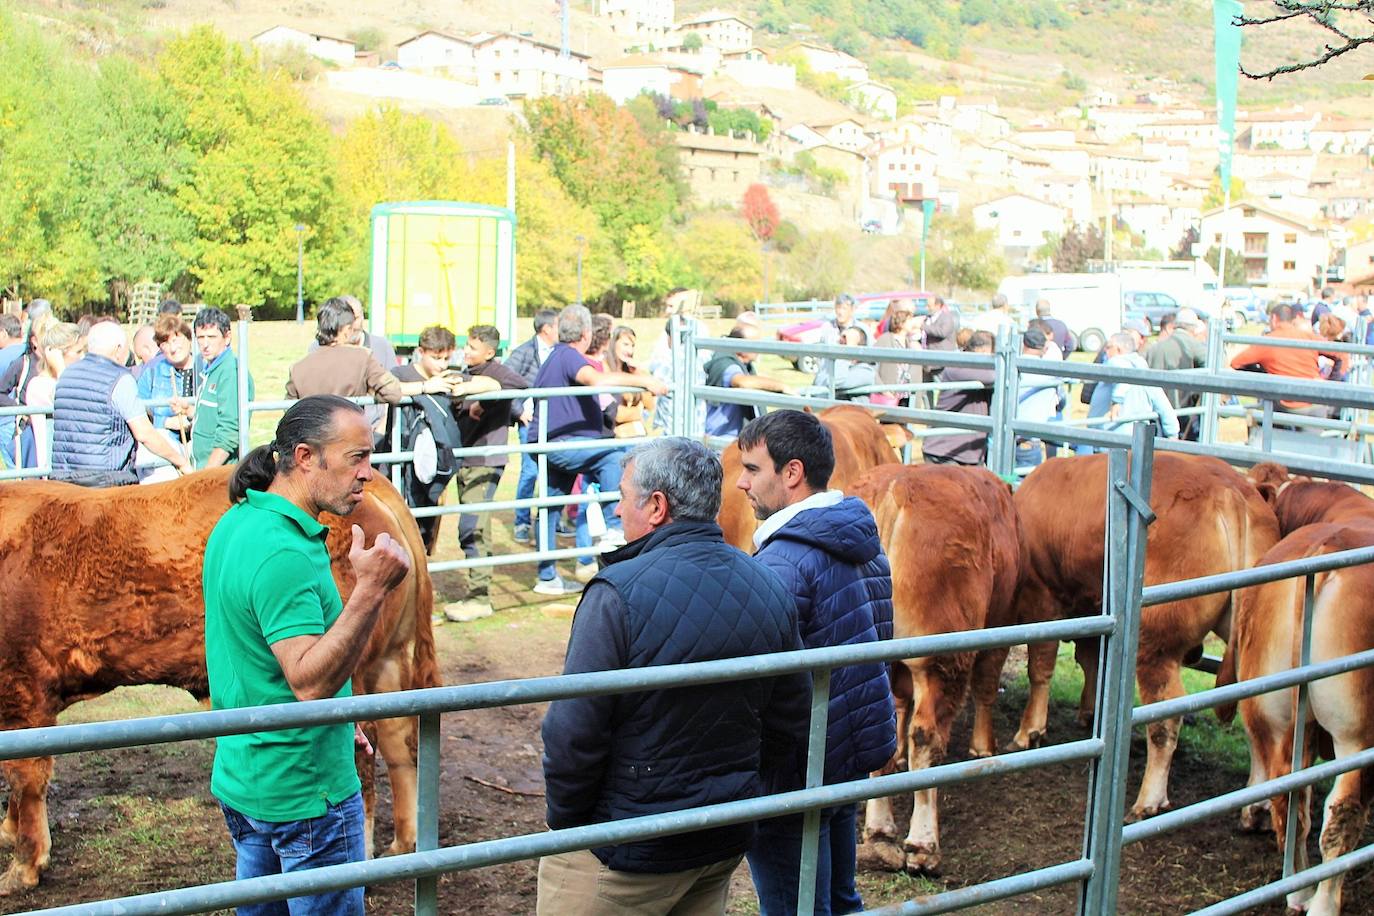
[{"xmin": 4, "ymin": 545, "xmax": 1373, "ymax": 916}]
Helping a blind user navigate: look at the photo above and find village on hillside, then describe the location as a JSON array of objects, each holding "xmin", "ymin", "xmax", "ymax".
[{"xmin": 252, "ymin": 1, "xmax": 1374, "ymax": 300}]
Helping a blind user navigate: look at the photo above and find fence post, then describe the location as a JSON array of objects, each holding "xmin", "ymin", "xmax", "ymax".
[
  {"xmin": 681, "ymin": 318, "xmax": 698, "ymax": 437},
  {"xmin": 414, "ymin": 711, "xmax": 441, "ymax": 916},
  {"xmin": 536, "ymin": 406, "xmax": 550, "ymax": 566},
  {"xmin": 1201, "ymin": 316, "xmax": 1224, "ymax": 447},
  {"xmin": 796, "ymin": 667, "xmax": 831, "ymax": 916},
  {"xmin": 236, "ymin": 305, "xmax": 252, "ymax": 459},
  {"xmin": 1079, "ymin": 423, "xmax": 1153, "ymax": 915},
  {"xmin": 986, "ymin": 325, "xmax": 1015, "ymax": 480},
  {"xmin": 1282, "ymin": 572, "xmax": 1317, "ymax": 880},
  {"xmin": 390, "ymin": 400, "xmax": 404, "ymax": 490}
]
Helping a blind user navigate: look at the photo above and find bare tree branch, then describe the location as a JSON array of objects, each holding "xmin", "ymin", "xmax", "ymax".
[{"xmin": 1237, "ymin": 0, "xmax": 1374, "ymax": 80}]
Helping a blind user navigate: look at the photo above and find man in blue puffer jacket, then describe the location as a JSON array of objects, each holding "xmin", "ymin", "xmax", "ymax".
[
  {"xmin": 539, "ymin": 437, "xmax": 810, "ymax": 915},
  {"xmin": 736, "ymin": 409, "xmax": 897, "ymax": 916}
]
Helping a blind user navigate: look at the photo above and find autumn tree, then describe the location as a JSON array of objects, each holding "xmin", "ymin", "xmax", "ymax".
[
  {"xmin": 780, "ymin": 231, "xmax": 854, "ymax": 300},
  {"xmin": 741, "ymin": 184, "xmax": 780, "ymax": 242},
  {"xmin": 1040, "ymin": 224, "xmax": 1105, "ymax": 273},
  {"xmin": 679, "ymin": 216, "xmax": 762, "ymax": 308}
]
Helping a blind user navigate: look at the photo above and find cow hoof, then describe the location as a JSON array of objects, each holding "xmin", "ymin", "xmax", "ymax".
[
  {"xmin": 1239, "ymin": 803, "xmax": 1272, "ymax": 834},
  {"xmin": 967, "ymin": 745, "xmax": 995, "ymax": 759},
  {"xmin": 903, "ymin": 843, "xmax": 942, "ymax": 876},
  {"xmin": 385, "ymin": 839, "xmax": 416, "ymax": 857},
  {"xmin": 1009, "ymin": 730, "xmax": 1044, "ymax": 751},
  {"xmin": 1125, "ymin": 801, "xmax": 1171, "ymax": 823},
  {"xmin": 856, "ymin": 839, "xmax": 905, "ymax": 873},
  {"xmin": 0, "ymin": 863, "xmax": 39, "ymax": 896}
]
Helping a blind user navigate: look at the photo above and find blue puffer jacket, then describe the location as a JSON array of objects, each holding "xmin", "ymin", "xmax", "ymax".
[
  {"xmin": 541, "ymin": 520, "xmax": 810, "ymax": 873},
  {"xmin": 755, "ymin": 495, "xmax": 897, "ymax": 787}
]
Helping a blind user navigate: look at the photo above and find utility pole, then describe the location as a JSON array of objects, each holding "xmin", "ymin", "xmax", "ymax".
[{"xmin": 294, "ymin": 224, "xmax": 306, "ymax": 324}]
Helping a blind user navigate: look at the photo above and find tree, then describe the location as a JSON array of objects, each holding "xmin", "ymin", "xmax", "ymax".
[
  {"xmin": 159, "ymin": 27, "xmax": 340, "ymax": 312},
  {"xmin": 741, "ymin": 184, "xmax": 780, "ymax": 243},
  {"xmin": 926, "ymin": 212, "xmax": 1006, "ymax": 295},
  {"xmin": 680, "ymin": 216, "xmax": 762, "ymax": 307},
  {"xmin": 1171, "ymin": 226, "xmax": 1200, "ymax": 261},
  {"xmin": 780, "ymin": 231, "xmax": 854, "ymax": 300},
  {"xmin": 1205, "ymin": 246, "xmax": 1247, "ymax": 286},
  {"xmin": 682, "ymin": 32, "xmax": 703, "ymax": 51},
  {"xmin": 1204, "ymin": 174, "xmax": 1246, "ymax": 211},
  {"xmin": 1238, "ymin": 1, "xmax": 1374, "ymax": 79},
  {"xmin": 1041, "ymin": 224, "xmax": 1104, "ymax": 273}
]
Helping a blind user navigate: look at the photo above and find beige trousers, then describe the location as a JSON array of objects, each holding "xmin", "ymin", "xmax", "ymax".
[{"xmin": 536, "ymin": 849, "xmax": 741, "ymax": 916}]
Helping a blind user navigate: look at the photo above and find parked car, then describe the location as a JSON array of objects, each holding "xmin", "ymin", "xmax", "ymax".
[
  {"xmin": 478, "ymin": 96, "xmax": 510, "ymax": 106},
  {"xmin": 1124, "ymin": 292, "xmax": 1219, "ymax": 334},
  {"xmin": 775, "ymin": 291, "xmax": 935, "ymax": 373}
]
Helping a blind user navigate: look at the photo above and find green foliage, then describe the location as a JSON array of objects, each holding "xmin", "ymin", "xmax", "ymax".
[
  {"xmin": 1061, "ymin": 70, "xmax": 1087, "ymax": 91},
  {"xmin": 678, "ymin": 216, "xmax": 762, "ymax": 307},
  {"xmin": 1205, "ymin": 247, "xmax": 1247, "ymax": 286},
  {"xmin": 256, "ymin": 42, "xmax": 322, "ymax": 80},
  {"xmin": 682, "ymin": 31, "xmax": 703, "ymax": 50},
  {"xmin": 1204, "ymin": 175, "xmax": 1246, "ymax": 211},
  {"xmin": 787, "ymin": 151, "xmax": 848, "ymax": 197},
  {"xmin": 347, "ymin": 26, "xmax": 384, "ymax": 52},
  {"xmin": 1040, "ymin": 224, "xmax": 1104, "ymax": 273},
  {"xmin": 780, "ymin": 230, "xmax": 854, "ymax": 300},
  {"xmin": 926, "ymin": 212, "xmax": 1006, "ymax": 294},
  {"xmin": 527, "ymin": 94, "xmax": 678, "ymax": 239},
  {"xmin": 708, "ymin": 106, "xmax": 772, "ymax": 141},
  {"xmin": 160, "ymin": 27, "xmax": 339, "ymax": 312}
]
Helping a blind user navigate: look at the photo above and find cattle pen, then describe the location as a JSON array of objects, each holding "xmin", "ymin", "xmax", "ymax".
[{"xmin": 4, "ymin": 318, "xmax": 1374, "ymax": 914}]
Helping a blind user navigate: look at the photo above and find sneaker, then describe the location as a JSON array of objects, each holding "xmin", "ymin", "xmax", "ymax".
[
  {"xmin": 443, "ymin": 598, "xmax": 494, "ymax": 623},
  {"xmin": 573, "ymin": 561, "xmax": 599, "ymax": 583},
  {"xmin": 512, "ymin": 523, "xmax": 532, "ymax": 544},
  {"xmin": 598, "ymin": 528, "xmax": 627, "ymax": 549},
  {"xmin": 533, "ymin": 576, "xmax": 584, "ymax": 597},
  {"xmin": 556, "ymin": 517, "xmax": 577, "ymax": 538}
]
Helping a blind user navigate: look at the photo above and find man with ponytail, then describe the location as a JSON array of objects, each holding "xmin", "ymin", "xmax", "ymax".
[{"xmin": 203, "ymin": 394, "xmax": 411, "ymax": 915}]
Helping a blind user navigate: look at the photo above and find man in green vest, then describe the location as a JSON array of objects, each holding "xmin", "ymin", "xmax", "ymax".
[{"xmin": 203, "ymin": 394, "xmax": 410, "ymax": 915}]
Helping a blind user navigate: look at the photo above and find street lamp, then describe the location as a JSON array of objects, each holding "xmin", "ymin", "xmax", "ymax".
[
  {"xmin": 294, "ymin": 224, "xmax": 306, "ymax": 324},
  {"xmin": 575, "ymin": 234, "xmax": 586, "ymax": 306}
]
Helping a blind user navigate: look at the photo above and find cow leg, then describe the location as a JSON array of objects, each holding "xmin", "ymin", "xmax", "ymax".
[
  {"xmin": 0, "ymin": 757, "xmax": 53, "ymax": 896},
  {"xmin": 1074, "ymin": 638, "xmax": 1099, "ymax": 728},
  {"xmin": 902, "ymin": 657, "xmax": 969, "ymax": 876},
  {"xmin": 1305, "ymin": 752, "xmax": 1370, "ymax": 916},
  {"xmin": 860, "ymin": 663, "xmax": 908, "ymax": 873},
  {"xmin": 356, "ymin": 722, "xmax": 379, "ymax": 859},
  {"xmin": 374, "ymin": 714, "xmax": 419, "ymax": 855},
  {"xmin": 1012, "ymin": 640, "xmax": 1059, "ymax": 750},
  {"xmin": 1128, "ymin": 660, "xmax": 1186, "ymax": 821},
  {"xmin": 1238, "ymin": 685, "xmax": 1293, "ymax": 834},
  {"xmin": 969, "ymin": 647, "xmax": 1008, "ymax": 758}
]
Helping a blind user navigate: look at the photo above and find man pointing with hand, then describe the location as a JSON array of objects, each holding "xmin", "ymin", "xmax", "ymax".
[{"xmin": 203, "ymin": 394, "xmax": 411, "ymax": 915}]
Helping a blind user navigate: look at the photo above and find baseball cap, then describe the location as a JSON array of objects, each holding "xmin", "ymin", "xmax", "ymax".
[
  {"xmin": 1123, "ymin": 318, "xmax": 1151, "ymax": 337},
  {"xmin": 1174, "ymin": 308, "xmax": 1203, "ymax": 329}
]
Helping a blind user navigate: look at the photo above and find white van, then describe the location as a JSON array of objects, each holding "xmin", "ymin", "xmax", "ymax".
[{"xmin": 997, "ymin": 273, "xmax": 1123, "ymax": 352}]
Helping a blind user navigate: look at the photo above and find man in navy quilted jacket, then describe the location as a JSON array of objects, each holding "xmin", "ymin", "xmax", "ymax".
[
  {"xmin": 736, "ymin": 409, "xmax": 896, "ymax": 916},
  {"xmin": 538, "ymin": 437, "xmax": 810, "ymax": 915}
]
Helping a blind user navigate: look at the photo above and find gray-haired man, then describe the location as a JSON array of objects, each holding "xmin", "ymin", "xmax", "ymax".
[{"xmin": 538, "ymin": 437, "xmax": 809, "ymax": 915}]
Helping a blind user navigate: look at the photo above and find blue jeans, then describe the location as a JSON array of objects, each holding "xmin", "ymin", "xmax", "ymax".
[
  {"xmin": 1014, "ymin": 438, "xmax": 1046, "ymax": 470},
  {"xmin": 219, "ymin": 791, "xmax": 366, "ymax": 916},
  {"xmin": 746, "ymin": 803, "xmax": 862, "ymax": 916},
  {"xmin": 515, "ymin": 423, "xmax": 537, "ymax": 529},
  {"xmin": 539, "ymin": 443, "xmax": 626, "ymax": 581}
]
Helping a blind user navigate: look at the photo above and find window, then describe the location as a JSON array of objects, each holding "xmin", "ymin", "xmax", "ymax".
[
  {"xmin": 1284, "ymin": 233, "xmax": 1297, "ymax": 244},
  {"xmin": 1243, "ymin": 207, "xmax": 1257, "ymax": 217},
  {"xmin": 1213, "ymin": 233, "xmax": 1222, "ymax": 245},
  {"xmin": 1283, "ymin": 260, "xmax": 1297, "ymax": 271}
]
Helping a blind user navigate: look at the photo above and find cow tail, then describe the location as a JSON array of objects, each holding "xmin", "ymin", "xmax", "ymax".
[
  {"xmin": 1215, "ymin": 635, "xmax": 1238, "ymax": 724},
  {"xmin": 1214, "ymin": 491, "xmax": 1247, "ymax": 725}
]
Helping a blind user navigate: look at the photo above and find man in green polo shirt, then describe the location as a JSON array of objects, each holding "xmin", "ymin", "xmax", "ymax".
[{"xmin": 204, "ymin": 394, "xmax": 410, "ymax": 915}]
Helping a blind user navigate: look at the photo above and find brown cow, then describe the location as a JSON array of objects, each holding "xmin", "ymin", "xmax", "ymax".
[
  {"xmin": 718, "ymin": 405, "xmax": 898, "ymax": 550},
  {"xmin": 847, "ymin": 464, "xmax": 1023, "ymax": 874},
  {"xmin": 1248, "ymin": 460, "xmax": 1374, "ymax": 536},
  {"xmin": 1217, "ymin": 521, "xmax": 1374, "ymax": 916},
  {"xmin": 1011, "ymin": 452, "xmax": 1279, "ymax": 821},
  {"xmin": 0, "ymin": 468, "xmax": 439, "ymax": 895}
]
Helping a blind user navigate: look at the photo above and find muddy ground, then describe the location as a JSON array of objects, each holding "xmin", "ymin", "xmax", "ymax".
[{"xmin": 3, "ymin": 564, "xmax": 1372, "ymax": 915}]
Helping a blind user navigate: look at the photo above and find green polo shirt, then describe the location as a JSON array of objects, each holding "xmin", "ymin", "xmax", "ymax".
[{"xmin": 203, "ymin": 489, "xmax": 358, "ymax": 821}]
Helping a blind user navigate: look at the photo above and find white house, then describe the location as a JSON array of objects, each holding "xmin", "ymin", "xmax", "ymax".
[
  {"xmin": 1309, "ymin": 119, "xmax": 1374, "ymax": 155},
  {"xmin": 1089, "ymin": 104, "xmax": 1202, "ymax": 142},
  {"xmin": 845, "ymin": 80, "xmax": 896, "ymax": 120},
  {"xmin": 1240, "ymin": 109, "xmax": 1320, "ymax": 151},
  {"xmin": 601, "ymin": 56, "xmax": 686, "ymax": 104},
  {"xmin": 719, "ymin": 47, "xmax": 794, "ymax": 90},
  {"xmin": 469, "ymin": 32, "xmax": 591, "ymax": 98},
  {"xmin": 252, "ymin": 26, "xmax": 356, "ymax": 67},
  {"xmin": 1091, "ymin": 148, "xmax": 1167, "ymax": 198},
  {"xmin": 782, "ymin": 122, "xmax": 828, "ymax": 152},
  {"xmin": 867, "ymin": 141, "xmax": 940, "ymax": 202},
  {"xmin": 1113, "ymin": 200, "xmax": 1198, "ymax": 255},
  {"xmin": 675, "ymin": 10, "xmax": 753, "ymax": 52},
  {"xmin": 596, "ymin": 0, "xmax": 675, "ymax": 39},
  {"xmin": 939, "ymin": 95, "xmax": 1010, "ymax": 139},
  {"xmin": 1022, "ymin": 173, "xmax": 1093, "ymax": 225},
  {"xmin": 808, "ymin": 117, "xmax": 869, "ymax": 152},
  {"xmin": 1139, "ymin": 117, "xmax": 1219, "ymax": 148},
  {"xmin": 1230, "ymin": 148, "xmax": 1318, "ymax": 182},
  {"xmin": 784, "ymin": 41, "xmax": 868, "ymax": 83},
  {"xmin": 878, "ymin": 114, "xmax": 953, "ymax": 157},
  {"xmin": 1013, "ymin": 127, "xmax": 1076, "ymax": 148},
  {"xmin": 973, "ymin": 194, "xmax": 1067, "ymax": 259},
  {"xmin": 396, "ymin": 30, "xmax": 476, "ymax": 75},
  {"xmin": 1200, "ymin": 200, "xmax": 1330, "ymax": 293}
]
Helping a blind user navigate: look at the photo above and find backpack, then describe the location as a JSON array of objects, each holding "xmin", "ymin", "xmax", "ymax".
[{"xmin": 398, "ymin": 392, "xmax": 463, "ymax": 506}]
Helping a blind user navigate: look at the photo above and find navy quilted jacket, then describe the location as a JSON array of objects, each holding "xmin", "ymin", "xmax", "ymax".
[
  {"xmin": 541, "ymin": 520, "xmax": 810, "ymax": 873},
  {"xmin": 754, "ymin": 495, "xmax": 897, "ymax": 787}
]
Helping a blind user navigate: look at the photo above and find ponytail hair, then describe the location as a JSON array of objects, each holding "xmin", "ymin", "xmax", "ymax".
[{"xmin": 228, "ymin": 394, "xmax": 364, "ymax": 502}]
